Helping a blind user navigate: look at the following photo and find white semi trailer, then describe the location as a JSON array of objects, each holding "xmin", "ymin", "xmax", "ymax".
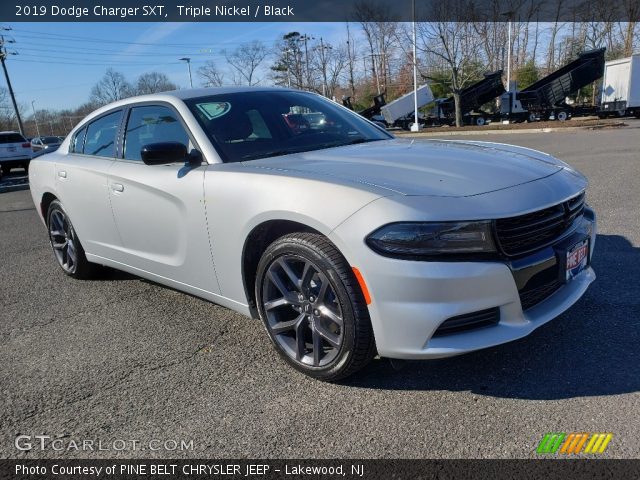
[{"xmin": 600, "ymin": 54, "xmax": 640, "ymax": 118}]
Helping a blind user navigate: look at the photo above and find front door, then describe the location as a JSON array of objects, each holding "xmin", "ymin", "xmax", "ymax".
[{"xmin": 107, "ymin": 104, "xmax": 219, "ymax": 295}]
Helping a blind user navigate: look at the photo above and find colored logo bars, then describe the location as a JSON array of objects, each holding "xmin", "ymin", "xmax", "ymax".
[{"xmin": 537, "ymin": 433, "xmax": 613, "ymax": 454}]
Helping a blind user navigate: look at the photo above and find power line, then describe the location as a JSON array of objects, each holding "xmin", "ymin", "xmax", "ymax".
[
  {"xmin": 10, "ymin": 27, "xmax": 258, "ymax": 48},
  {"xmin": 16, "ymin": 43, "xmax": 225, "ymax": 58}
]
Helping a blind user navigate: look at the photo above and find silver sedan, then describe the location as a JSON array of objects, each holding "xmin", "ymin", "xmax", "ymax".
[{"xmin": 28, "ymin": 87, "xmax": 596, "ymax": 381}]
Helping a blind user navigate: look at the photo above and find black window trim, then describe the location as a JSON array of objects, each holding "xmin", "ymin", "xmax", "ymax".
[{"xmin": 118, "ymin": 101, "xmax": 202, "ymax": 165}]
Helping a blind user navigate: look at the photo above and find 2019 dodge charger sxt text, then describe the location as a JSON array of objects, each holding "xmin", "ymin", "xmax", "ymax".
[{"xmin": 28, "ymin": 88, "xmax": 596, "ymax": 381}]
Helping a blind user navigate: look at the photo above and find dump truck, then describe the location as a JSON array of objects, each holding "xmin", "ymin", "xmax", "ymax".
[
  {"xmin": 343, "ymin": 84, "xmax": 434, "ymax": 130},
  {"xmin": 599, "ymin": 54, "xmax": 640, "ymax": 118},
  {"xmin": 434, "ymin": 71, "xmax": 505, "ymax": 126},
  {"xmin": 501, "ymin": 48, "xmax": 606, "ymax": 122}
]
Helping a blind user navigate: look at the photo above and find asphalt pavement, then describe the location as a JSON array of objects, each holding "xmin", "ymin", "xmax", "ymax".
[{"xmin": 1, "ymin": 122, "xmax": 639, "ymax": 459}]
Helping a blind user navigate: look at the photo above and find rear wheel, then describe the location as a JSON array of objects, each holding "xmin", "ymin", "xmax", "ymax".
[
  {"xmin": 47, "ymin": 200, "xmax": 98, "ymax": 279},
  {"xmin": 556, "ymin": 110, "xmax": 568, "ymax": 122},
  {"xmin": 255, "ymin": 233, "xmax": 376, "ymax": 381},
  {"xmin": 475, "ymin": 116, "xmax": 486, "ymax": 126}
]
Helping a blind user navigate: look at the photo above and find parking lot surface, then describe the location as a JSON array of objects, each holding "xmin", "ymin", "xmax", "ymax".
[{"xmin": 1, "ymin": 122, "xmax": 639, "ymax": 459}]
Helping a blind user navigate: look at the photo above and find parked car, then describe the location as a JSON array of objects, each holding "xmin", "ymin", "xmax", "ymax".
[
  {"xmin": 28, "ymin": 87, "xmax": 596, "ymax": 381},
  {"xmin": 31, "ymin": 136, "xmax": 63, "ymax": 152},
  {"xmin": 0, "ymin": 131, "xmax": 33, "ymax": 175}
]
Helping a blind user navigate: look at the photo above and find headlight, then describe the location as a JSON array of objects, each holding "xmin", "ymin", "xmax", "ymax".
[{"xmin": 366, "ymin": 221, "xmax": 496, "ymax": 258}]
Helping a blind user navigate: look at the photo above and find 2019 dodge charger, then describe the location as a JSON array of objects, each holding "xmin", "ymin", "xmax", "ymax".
[{"xmin": 28, "ymin": 88, "xmax": 596, "ymax": 380}]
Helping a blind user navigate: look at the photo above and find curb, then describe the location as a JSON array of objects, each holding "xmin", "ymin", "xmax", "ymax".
[{"xmin": 394, "ymin": 124, "xmax": 628, "ymax": 137}]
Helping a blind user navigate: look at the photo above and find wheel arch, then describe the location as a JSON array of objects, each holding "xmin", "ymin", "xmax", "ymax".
[
  {"xmin": 241, "ymin": 219, "xmax": 324, "ymax": 319},
  {"xmin": 40, "ymin": 192, "xmax": 58, "ymax": 222}
]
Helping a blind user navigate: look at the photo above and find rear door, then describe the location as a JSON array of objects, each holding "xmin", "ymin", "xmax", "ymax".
[
  {"xmin": 53, "ymin": 111, "xmax": 122, "ymax": 258},
  {"xmin": 107, "ymin": 103, "xmax": 219, "ymax": 294}
]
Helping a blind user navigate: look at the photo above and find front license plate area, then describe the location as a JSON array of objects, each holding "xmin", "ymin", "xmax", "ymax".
[{"xmin": 562, "ymin": 238, "xmax": 589, "ymax": 282}]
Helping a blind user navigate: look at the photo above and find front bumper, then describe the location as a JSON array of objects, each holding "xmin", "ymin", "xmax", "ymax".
[{"xmin": 332, "ymin": 209, "xmax": 597, "ymax": 360}]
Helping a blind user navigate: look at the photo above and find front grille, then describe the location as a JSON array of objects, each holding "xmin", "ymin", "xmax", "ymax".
[
  {"xmin": 519, "ymin": 280, "xmax": 563, "ymax": 310},
  {"xmin": 495, "ymin": 192, "xmax": 585, "ymax": 256},
  {"xmin": 433, "ymin": 307, "xmax": 500, "ymax": 337}
]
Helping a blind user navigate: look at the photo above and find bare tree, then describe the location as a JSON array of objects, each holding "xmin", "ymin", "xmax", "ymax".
[
  {"xmin": 353, "ymin": 1, "xmax": 400, "ymax": 95},
  {"xmin": 197, "ymin": 61, "xmax": 224, "ymax": 87},
  {"xmin": 224, "ymin": 40, "xmax": 269, "ymax": 86},
  {"xmin": 417, "ymin": 4, "xmax": 481, "ymax": 126},
  {"xmin": 135, "ymin": 72, "xmax": 177, "ymax": 95},
  {"xmin": 311, "ymin": 40, "xmax": 348, "ymax": 98},
  {"xmin": 90, "ymin": 68, "xmax": 132, "ymax": 106}
]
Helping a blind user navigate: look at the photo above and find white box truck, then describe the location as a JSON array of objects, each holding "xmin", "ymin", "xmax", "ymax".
[{"xmin": 600, "ymin": 54, "xmax": 640, "ymax": 118}]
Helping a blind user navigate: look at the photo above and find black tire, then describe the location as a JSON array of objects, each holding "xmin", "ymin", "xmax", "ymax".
[
  {"xmin": 46, "ymin": 200, "xmax": 99, "ymax": 279},
  {"xmin": 556, "ymin": 110, "xmax": 568, "ymax": 122},
  {"xmin": 255, "ymin": 233, "xmax": 376, "ymax": 381}
]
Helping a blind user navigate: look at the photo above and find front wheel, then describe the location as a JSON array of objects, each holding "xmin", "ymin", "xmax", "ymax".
[
  {"xmin": 47, "ymin": 200, "xmax": 99, "ymax": 279},
  {"xmin": 255, "ymin": 233, "xmax": 376, "ymax": 381}
]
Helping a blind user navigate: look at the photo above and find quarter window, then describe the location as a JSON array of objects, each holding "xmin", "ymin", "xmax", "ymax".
[
  {"xmin": 70, "ymin": 127, "xmax": 87, "ymax": 154},
  {"xmin": 84, "ymin": 111, "xmax": 122, "ymax": 157},
  {"xmin": 123, "ymin": 105, "xmax": 190, "ymax": 161}
]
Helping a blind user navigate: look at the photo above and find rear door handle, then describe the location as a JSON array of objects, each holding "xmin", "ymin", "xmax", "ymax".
[
  {"xmin": 57, "ymin": 170, "xmax": 67, "ymax": 178},
  {"xmin": 111, "ymin": 183, "xmax": 124, "ymax": 193}
]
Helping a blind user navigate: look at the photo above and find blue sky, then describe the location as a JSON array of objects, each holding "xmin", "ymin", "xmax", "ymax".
[{"xmin": 4, "ymin": 22, "xmax": 350, "ymax": 111}]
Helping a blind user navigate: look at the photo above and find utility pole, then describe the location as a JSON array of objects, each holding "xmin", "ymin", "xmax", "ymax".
[
  {"xmin": 316, "ymin": 38, "xmax": 332, "ymax": 97},
  {"xmin": 346, "ymin": 23, "xmax": 356, "ymax": 101},
  {"xmin": 298, "ymin": 34, "xmax": 314, "ymax": 90},
  {"xmin": 0, "ymin": 31, "xmax": 25, "ymax": 136},
  {"xmin": 31, "ymin": 100, "xmax": 40, "ymax": 137}
]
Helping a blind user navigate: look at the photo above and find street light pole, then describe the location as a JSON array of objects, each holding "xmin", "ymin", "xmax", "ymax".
[
  {"xmin": 411, "ymin": 0, "xmax": 420, "ymax": 132},
  {"xmin": 180, "ymin": 57, "xmax": 193, "ymax": 88},
  {"xmin": 506, "ymin": 20, "xmax": 512, "ymax": 91},
  {"xmin": 31, "ymin": 100, "xmax": 40, "ymax": 137}
]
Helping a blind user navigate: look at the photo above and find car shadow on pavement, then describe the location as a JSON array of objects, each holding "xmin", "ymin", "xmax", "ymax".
[{"xmin": 345, "ymin": 234, "xmax": 640, "ymax": 400}]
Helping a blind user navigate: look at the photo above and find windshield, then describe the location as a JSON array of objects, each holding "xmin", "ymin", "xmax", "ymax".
[
  {"xmin": 185, "ymin": 90, "xmax": 391, "ymax": 163},
  {"xmin": 42, "ymin": 136, "xmax": 61, "ymax": 144}
]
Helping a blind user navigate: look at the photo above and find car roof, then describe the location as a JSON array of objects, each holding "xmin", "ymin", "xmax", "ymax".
[
  {"xmin": 69, "ymin": 86, "xmax": 312, "ymax": 136},
  {"xmin": 0, "ymin": 131, "xmax": 23, "ymax": 135}
]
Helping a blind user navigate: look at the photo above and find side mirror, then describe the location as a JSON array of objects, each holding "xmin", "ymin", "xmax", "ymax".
[{"xmin": 141, "ymin": 142, "xmax": 187, "ymax": 165}]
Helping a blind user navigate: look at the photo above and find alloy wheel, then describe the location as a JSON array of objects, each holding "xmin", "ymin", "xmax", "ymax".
[
  {"xmin": 262, "ymin": 255, "xmax": 344, "ymax": 367},
  {"xmin": 49, "ymin": 209, "xmax": 78, "ymax": 274}
]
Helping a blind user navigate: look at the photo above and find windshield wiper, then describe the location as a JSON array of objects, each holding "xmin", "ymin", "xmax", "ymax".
[{"xmin": 241, "ymin": 150, "xmax": 296, "ymax": 160}]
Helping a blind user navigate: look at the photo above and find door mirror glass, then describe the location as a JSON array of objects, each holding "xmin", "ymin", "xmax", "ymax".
[{"xmin": 141, "ymin": 142, "xmax": 187, "ymax": 165}]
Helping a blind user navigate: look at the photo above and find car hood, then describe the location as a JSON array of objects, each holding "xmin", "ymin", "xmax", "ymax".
[{"xmin": 243, "ymin": 139, "xmax": 569, "ymax": 197}]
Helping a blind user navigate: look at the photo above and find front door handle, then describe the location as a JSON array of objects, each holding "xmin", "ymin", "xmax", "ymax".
[
  {"xmin": 111, "ymin": 183, "xmax": 124, "ymax": 193},
  {"xmin": 57, "ymin": 170, "xmax": 67, "ymax": 178}
]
